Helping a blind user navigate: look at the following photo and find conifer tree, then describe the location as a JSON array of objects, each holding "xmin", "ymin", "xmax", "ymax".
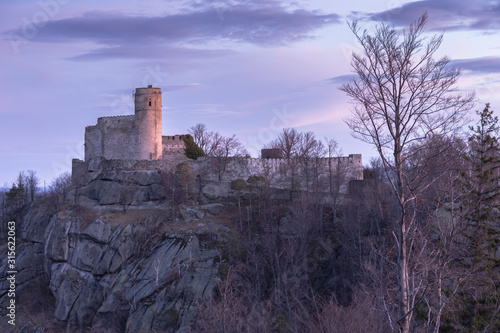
[
  {"xmin": 183, "ymin": 134, "xmax": 206, "ymax": 159},
  {"xmin": 462, "ymin": 103, "xmax": 500, "ymax": 261},
  {"xmin": 457, "ymin": 103, "xmax": 500, "ymax": 332}
]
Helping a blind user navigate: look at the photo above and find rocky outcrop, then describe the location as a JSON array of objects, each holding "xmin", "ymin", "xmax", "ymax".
[
  {"xmin": 74, "ymin": 168, "xmax": 235, "ymax": 208},
  {"xmin": 202, "ymin": 203, "xmax": 224, "ymax": 215},
  {"xmin": 0, "ymin": 161, "xmax": 240, "ymax": 332},
  {"xmin": 201, "ymin": 181, "xmax": 231, "ymax": 200},
  {"xmin": 0, "ymin": 209, "xmax": 51, "ymax": 304},
  {"xmin": 95, "ymin": 234, "xmax": 219, "ymax": 332},
  {"xmin": 178, "ymin": 203, "xmax": 224, "ymax": 221},
  {"xmin": 0, "ymin": 195, "xmax": 226, "ymax": 332},
  {"xmin": 36, "ymin": 211, "xmax": 220, "ymax": 331},
  {"xmin": 0, "ymin": 241, "xmax": 46, "ymax": 299},
  {"xmin": 78, "ymin": 170, "xmax": 166, "ymax": 206}
]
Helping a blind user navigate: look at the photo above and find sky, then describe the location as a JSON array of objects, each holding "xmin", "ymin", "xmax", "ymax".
[{"xmin": 1, "ymin": 0, "xmax": 500, "ymax": 187}]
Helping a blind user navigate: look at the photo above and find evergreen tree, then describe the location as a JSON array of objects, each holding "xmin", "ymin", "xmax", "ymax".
[
  {"xmin": 182, "ymin": 134, "xmax": 206, "ymax": 159},
  {"xmin": 455, "ymin": 103, "xmax": 500, "ymax": 332},
  {"xmin": 462, "ymin": 103, "xmax": 500, "ymax": 260},
  {"xmin": 6, "ymin": 172, "xmax": 27, "ymax": 205}
]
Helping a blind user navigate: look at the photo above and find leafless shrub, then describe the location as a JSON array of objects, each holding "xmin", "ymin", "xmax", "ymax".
[
  {"xmin": 73, "ymin": 205, "xmax": 99, "ymax": 229},
  {"xmin": 196, "ymin": 266, "xmax": 273, "ymax": 333},
  {"xmin": 292, "ymin": 291, "xmax": 391, "ymax": 333}
]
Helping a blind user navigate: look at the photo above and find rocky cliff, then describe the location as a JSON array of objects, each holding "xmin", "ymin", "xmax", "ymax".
[{"xmin": 0, "ymin": 174, "xmax": 232, "ymax": 332}]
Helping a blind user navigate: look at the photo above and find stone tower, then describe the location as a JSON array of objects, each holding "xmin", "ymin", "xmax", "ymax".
[{"xmin": 135, "ymin": 85, "xmax": 162, "ymax": 160}]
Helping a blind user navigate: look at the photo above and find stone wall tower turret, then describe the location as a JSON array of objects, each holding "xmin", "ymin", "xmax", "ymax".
[{"xmin": 135, "ymin": 85, "xmax": 162, "ymax": 160}]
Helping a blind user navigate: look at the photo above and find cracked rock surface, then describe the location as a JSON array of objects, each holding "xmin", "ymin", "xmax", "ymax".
[{"xmin": 1, "ymin": 204, "xmax": 223, "ymax": 332}]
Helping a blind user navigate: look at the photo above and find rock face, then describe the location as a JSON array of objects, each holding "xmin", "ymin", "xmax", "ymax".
[
  {"xmin": 78, "ymin": 170, "xmax": 167, "ymax": 206},
  {"xmin": 74, "ymin": 168, "xmax": 232, "ymax": 207},
  {"xmin": 96, "ymin": 235, "xmax": 219, "ymax": 332},
  {"xmin": 0, "ymin": 209, "xmax": 51, "ymax": 305},
  {"xmin": 0, "ymin": 202, "xmax": 223, "ymax": 332}
]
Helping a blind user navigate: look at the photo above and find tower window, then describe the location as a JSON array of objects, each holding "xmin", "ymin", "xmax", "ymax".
[{"xmin": 149, "ymin": 101, "xmax": 152, "ymax": 106}]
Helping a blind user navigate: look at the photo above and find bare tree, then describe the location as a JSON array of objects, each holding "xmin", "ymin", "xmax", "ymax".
[
  {"xmin": 189, "ymin": 123, "xmax": 248, "ymax": 180},
  {"xmin": 26, "ymin": 170, "xmax": 39, "ymax": 202},
  {"xmin": 175, "ymin": 162, "xmax": 196, "ymax": 202},
  {"xmin": 325, "ymin": 139, "xmax": 340, "ymax": 193},
  {"xmin": 266, "ymin": 128, "xmax": 302, "ymax": 159},
  {"xmin": 230, "ymin": 178, "xmax": 248, "ymax": 229},
  {"xmin": 323, "ymin": 138, "xmax": 349, "ymax": 224},
  {"xmin": 196, "ymin": 266, "xmax": 272, "ymax": 333},
  {"xmin": 188, "ymin": 123, "xmax": 210, "ymax": 152},
  {"xmin": 49, "ymin": 172, "xmax": 72, "ymax": 212},
  {"xmin": 205, "ymin": 131, "xmax": 224, "ymax": 157},
  {"xmin": 188, "ymin": 123, "xmax": 224, "ymax": 156},
  {"xmin": 298, "ymin": 132, "xmax": 320, "ymax": 158},
  {"xmin": 298, "ymin": 132, "xmax": 324, "ymax": 191},
  {"xmin": 266, "ymin": 129, "xmax": 303, "ymax": 199},
  {"xmin": 309, "ymin": 139, "xmax": 327, "ymax": 192},
  {"xmin": 211, "ymin": 134, "xmax": 248, "ymax": 181},
  {"xmin": 339, "ymin": 13, "xmax": 474, "ymax": 332}
]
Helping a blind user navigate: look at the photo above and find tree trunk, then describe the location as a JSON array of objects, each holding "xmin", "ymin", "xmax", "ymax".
[
  {"xmin": 433, "ymin": 269, "xmax": 443, "ymax": 333},
  {"xmin": 398, "ymin": 215, "xmax": 410, "ymax": 333},
  {"xmin": 395, "ymin": 138, "xmax": 410, "ymax": 333},
  {"xmin": 238, "ymin": 197, "xmax": 242, "ymax": 230}
]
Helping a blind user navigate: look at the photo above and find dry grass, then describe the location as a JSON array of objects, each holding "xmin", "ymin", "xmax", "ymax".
[
  {"xmin": 162, "ymin": 204, "xmax": 240, "ymax": 235},
  {"xmin": 66, "ymin": 203, "xmax": 240, "ymax": 236},
  {"xmin": 103, "ymin": 208, "xmax": 165, "ymax": 227}
]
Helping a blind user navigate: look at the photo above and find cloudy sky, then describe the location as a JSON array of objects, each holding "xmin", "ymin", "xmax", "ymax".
[{"xmin": 1, "ymin": 0, "xmax": 499, "ymax": 187}]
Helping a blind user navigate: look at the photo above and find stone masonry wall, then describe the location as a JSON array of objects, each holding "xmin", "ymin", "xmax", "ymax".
[
  {"xmin": 84, "ymin": 115, "xmax": 138, "ymax": 161},
  {"xmin": 73, "ymin": 154, "xmax": 362, "ymax": 192},
  {"xmin": 162, "ymin": 135, "xmax": 186, "ymax": 157},
  {"xmin": 193, "ymin": 154, "xmax": 363, "ymax": 193}
]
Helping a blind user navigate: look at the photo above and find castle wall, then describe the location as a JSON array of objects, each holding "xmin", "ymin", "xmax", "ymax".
[
  {"xmin": 194, "ymin": 154, "xmax": 363, "ymax": 180},
  {"xmin": 73, "ymin": 154, "xmax": 363, "ymax": 192},
  {"xmin": 85, "ymin": 115, "xmax": 137, "ymax": 161},
  {"xmin": 84, "ymin": 86, "xmax": 163, "ymax": 162},
  {"xmin": 84, "ymin": 125, "xmax": 103, "ymax": 161},
  {"xmin": 261, "ymin": 148, "xmax": 282, "ymax": 159},
  {"xmin": 162, "ymin": 135, "xmax": 186, "ymax": 157},
  {"xmin": 193, "ymin": 154, "xmax": 363, "ymax": 191}
]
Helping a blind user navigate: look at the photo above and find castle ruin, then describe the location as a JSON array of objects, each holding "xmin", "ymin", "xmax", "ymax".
[
  {"xmin": 84, "ymin": 85, "xmax": 185, "ymax": 161},
  {"xmin": 73, "ymin": 86, "xmax": 363, "ymax": 191}
]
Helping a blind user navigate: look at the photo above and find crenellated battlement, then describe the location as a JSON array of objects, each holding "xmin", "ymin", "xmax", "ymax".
[{"xmin": 97, "ymin": 115, "xmax": 135, "ymax": 120}]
